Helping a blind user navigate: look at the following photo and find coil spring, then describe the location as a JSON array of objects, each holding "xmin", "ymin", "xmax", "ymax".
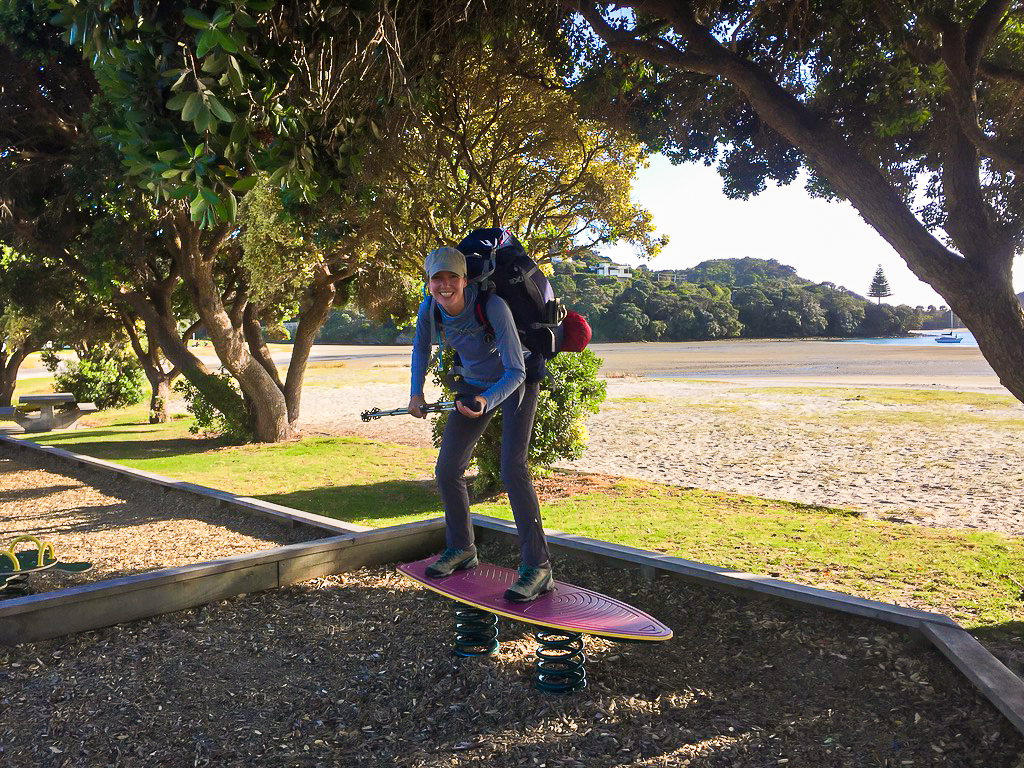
[
  {"xmin": 535, "ymin": 629, "xmax": 587, "ymax": 693},
  {"xmin": 0, "ymin": 575, "xmax": 31, "ymax": 598},
  {"xmin": 453, "ymin": 606, "xmax": 499, "ymax": 657}
]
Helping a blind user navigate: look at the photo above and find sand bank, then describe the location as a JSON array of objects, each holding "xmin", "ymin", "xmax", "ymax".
[{"xmin": 298, "ymin": 339, "xmax": 1022, "ymax": 537}]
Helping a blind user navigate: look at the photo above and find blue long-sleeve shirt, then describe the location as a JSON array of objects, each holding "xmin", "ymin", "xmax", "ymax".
[{"xmin": 410, "ymin": 284, "xmax": 526, "ymax": 412}]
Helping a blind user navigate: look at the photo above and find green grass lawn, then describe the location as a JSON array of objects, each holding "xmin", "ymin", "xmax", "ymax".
[
  {"xmin": 477, "ymin": 485, "xmax": 1023, "ymax": 633},
  {"xmin": 24, "ymin": 406, "xmax": 441, "ymax": 526},
  {"xmin": 13, "ymin": 399, "xmax": 1023, "ymax": 646}
]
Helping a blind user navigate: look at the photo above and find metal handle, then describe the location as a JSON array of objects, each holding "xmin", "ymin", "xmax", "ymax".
[{"xmin": 360, "ymin": 401, "xmax": 457, "ymax": 422}]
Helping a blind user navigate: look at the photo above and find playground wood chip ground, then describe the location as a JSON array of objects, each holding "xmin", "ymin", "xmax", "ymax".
[
  {"xmin": 2, "ymin": 446, "xmax": 1023, "ymax": 765},
  {"xmin": 1, "ymin": 566, "xmax": 1021, "ymax": 764},
  {"xmin": 0, "ymin": 446, "xmax": 320, "ymax": 593}
]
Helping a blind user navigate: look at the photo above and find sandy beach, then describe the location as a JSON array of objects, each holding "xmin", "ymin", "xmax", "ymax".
[{"xmin": 302, "ymin": 339, "xmax": 1024, "ymax": 537}]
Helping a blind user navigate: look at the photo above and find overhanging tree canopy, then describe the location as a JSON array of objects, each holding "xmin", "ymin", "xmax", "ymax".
[
  {"xmin": 346, "ymin": 29, "xmax": 667, "ymax": 288},
  {"xmin": 19, "ymin": 0, "xmax": 515, "ymax": 441},
  {"xmin": 571, "ymin": 0, "xmax": 1024, "ymax": 402}
]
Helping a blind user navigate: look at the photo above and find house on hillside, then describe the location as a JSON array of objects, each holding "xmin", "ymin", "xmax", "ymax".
[{"xmin": 590, "ymin": 259, "xmax": 633, "ymax": 279}]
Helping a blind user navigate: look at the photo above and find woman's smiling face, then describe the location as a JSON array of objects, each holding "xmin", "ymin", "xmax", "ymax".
[{"xmin": 428, "ymin": 270, "xmax": 468, "ymax": 314}]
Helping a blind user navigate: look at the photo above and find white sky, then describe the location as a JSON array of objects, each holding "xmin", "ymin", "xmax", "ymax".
[{"xmin": 601, "ymin": 155, "xmax": 1022, "ymax": 309}]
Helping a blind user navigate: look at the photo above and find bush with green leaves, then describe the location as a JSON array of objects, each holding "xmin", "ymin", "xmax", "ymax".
[
  {"xmin": 173, "ymin": 371, "xmax": 253, "ymax": 443},
  {"xmin": 431, "ymin": 349, "xmax": 606, "ymax": 494},
  {"xmin": 41, "ymin": 347, "xmax": 145, "ymax": 410}
]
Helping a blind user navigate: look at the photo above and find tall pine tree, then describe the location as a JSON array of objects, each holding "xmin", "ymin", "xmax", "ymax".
[{"xmin": 868, "ymin": 266, "xmax": 892, "ymax": 304}]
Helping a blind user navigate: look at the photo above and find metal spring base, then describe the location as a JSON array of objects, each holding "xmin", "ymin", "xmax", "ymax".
[
  {"xmin": 535, "ymin": 629, "xmax": 587, "ymax": 693},
  {"xmin": 453, "ymin": 606, "xmax": 499, "ymax": 657},
  {"xmin": 0, "ymin": 575, "xmax": 30, "ymax": 598}
]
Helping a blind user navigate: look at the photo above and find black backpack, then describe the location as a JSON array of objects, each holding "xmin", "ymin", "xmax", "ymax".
[{"xmin": 453, "ymin": 227, "xmax": 565, "ymax": 359}]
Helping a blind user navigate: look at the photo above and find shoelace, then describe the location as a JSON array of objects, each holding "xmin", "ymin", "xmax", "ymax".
[{"xmin": 516, "ymin": 567, "xmax": 543, "ymax": 584}]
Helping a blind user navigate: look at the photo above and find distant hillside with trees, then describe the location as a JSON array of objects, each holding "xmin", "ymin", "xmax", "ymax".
[
  {"xmin": 550, "ymin": 257, "xmax": 935, "ymax": 342},
  {"xmin": 304, "ymin": 257, "xmax": 946, "ymax": 344}
]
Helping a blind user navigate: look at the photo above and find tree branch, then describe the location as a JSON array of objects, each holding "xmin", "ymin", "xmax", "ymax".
[
  {"xmin": 242, "ymin": 303, "xmax": 282, "ymax": 388},
  {"xmin": 572, "ymin": 3, "xmax": 720, "ymax": 74},
  {"xmin": 578, "ymin": 0, "xmax": 969, "ymax": 294},
  {"xmin": 980, "ymin": 60, "xmax": 1024, "ymax": 86},
  {"xmin": 965, "ymin": 0, "xmax": 1014, "ymax": 73}
]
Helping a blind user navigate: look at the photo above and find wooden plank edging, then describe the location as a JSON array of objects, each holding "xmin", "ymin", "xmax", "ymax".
[
  {"xmin": 473, "ymin": 515, "xmax": 954, "ymax": 627},
  {"xmin": 0, "ymin": 519, "xmax": 444, "ymax": 644},
  {"xmin": 0, "ymin": 435, "xmax": 368, "ymax": 534},
  {"xmin": 5, "ymin": 435, "xmax": 1022, "ymax": 735},
  {"xmin": 922, "ymin": 623, "xmax": 1024, "ymax": 735}
]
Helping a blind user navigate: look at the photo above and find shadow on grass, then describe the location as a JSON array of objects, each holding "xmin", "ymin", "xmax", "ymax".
[
  {"xmin": 26, "ymin": 429, "xmax": 230, "ymax": 462},
  {"xmin": 259, "ymin": 479, "xmax": 443, "ymax": 525}
]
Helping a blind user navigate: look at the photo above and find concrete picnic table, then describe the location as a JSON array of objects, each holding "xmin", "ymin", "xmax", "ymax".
[{"xmin": 0, "ymin": 393, "xmax": 97, "ymax": 432}]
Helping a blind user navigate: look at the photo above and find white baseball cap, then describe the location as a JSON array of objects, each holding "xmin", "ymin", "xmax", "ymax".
[{"xmin": 425, "ymin": 246, "xmax": 467, "ymax": 278}]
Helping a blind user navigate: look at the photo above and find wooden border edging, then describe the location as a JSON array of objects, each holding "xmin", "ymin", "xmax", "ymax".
[
  {"xmin": 921, "ymin": 622, "xmax": 1024, "ymax": 734},
  {"xmin": 473, "ymin": 514, "xmax": 1024, "ymax": 735},
  {"xmin": 0, "ymin": 435, "xmax": 369, "ymax": 535},
  {"xmin": 0, "ymin": 519, "xmax": 444, "ymax": 645}
]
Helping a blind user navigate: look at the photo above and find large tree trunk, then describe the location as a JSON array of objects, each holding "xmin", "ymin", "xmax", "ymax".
[
  {"xmin": 173, "ymin": 214, "xmax": 294, "ymax": 443},
  {"xmin": 118, "ymin": 309, "xmax": 184, "ymax": 424},
  {"xmin": 0, "ymin": 342, "xmax": 36, "ymax": 407},
  {"xmin": 284, "ymin": 267, "xmax": 339, "ymax": 429},
  {"xmin": 148, "ymin": 376, "xmax": 172, "ymax": 423},
  {"xmin": 117, "ymin": 287, "xmax": 243, "ymax": 425},
  {"xmin": 946, "ymin": 269, "xmax": 1024, "ymax": 401}
]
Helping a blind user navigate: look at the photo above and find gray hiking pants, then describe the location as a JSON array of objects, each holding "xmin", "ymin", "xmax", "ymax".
[{"xmin": 435, "ymin": 381, "xmax": 550, "ymax": 567}]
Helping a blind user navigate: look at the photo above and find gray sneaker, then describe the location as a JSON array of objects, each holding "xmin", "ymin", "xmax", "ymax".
[
  {"xmin": 424, "ymin": 548, "xmax": 479, "ymax": 578},
  {"xmin": 504, "ymin": 564, "xmax": 554, "ymax": 602}
]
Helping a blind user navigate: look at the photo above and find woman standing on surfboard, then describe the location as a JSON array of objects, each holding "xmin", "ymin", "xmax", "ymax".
[{"xmin": 408, "ymin": 246, "xmax": 553, "ymax": 602}]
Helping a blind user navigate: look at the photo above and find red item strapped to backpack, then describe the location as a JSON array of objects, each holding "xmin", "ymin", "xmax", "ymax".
[{"xmin": 558, "ymin": 310, "xmax": 592, "ymax": 353}]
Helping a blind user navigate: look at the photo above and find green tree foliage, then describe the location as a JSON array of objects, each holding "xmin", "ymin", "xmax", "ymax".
[
  {"xmin": 868, "ymin": 266, "xmax": 894, "ymax": 304},
  {"xmin": 572, "ymin": 2, "xmax": 1024, "ymax": 403},
  {"xmin": 0, "ymin": 247, "xmax": 127, "ymax": 405},
  {"xmin": 918, "ymin": 306, "xmax": 961, "ymax": 330},
  {"xmin": 173, "ymin": 370, "xmax": 253, "ymax": 442},
  {"xmin": 0, "ymin": 251, "xmax": 55, "ymax": 405},
  {"xmin": 431, "ymin": 350, "xmax": 607, "ymax": 494},
  {"xmin": 42, "ymin": 345, "xmax": 146, "ymax": 410},
  {"xmin": 346, "ymin": 28, "xmax": 666, "ymax": 289},
  {"xmin": 675, "ymin": 258, "xmax": 799, "ymax": 286},
  {"xmin": 0, "ymin": 5, "xmax": 207, "ymax": 423},
  {"xmin": 35, "ymin": 0, "xmax": 492, "ymax": 227},
  {"xmin": 6, "ymin": 0, "xmax": 511, "ymax": 442},
  {"xmin": 312, "ymin": 309, "xmax": 412, "ymax": 345}
]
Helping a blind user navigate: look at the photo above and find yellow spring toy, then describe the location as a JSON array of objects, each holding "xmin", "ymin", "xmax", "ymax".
[
  {"xmin": 2, "ymin": 535, "xmax": 56, "ymax": 572},
  {"xmin": 0, "ymin": 536, "xmax": 91, "ymax": 596}
]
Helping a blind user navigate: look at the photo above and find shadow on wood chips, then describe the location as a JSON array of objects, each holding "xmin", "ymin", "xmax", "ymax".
[{"xmin": 1, "ymin": 542, "xmax": 1022, "ymax": 767}]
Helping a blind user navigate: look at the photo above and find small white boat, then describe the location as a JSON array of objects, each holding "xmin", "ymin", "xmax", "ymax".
[{"xmin": 935, "ymin": 309, "xmax": 963, "ymax": 343}]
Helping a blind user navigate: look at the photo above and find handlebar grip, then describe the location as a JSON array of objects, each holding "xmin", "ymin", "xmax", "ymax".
[{"xmin": 457, "ymin": 395, "xmax": 482, "ymax": 413}]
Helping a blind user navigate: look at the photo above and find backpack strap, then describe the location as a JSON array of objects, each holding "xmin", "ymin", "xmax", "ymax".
[
  {"xmin": 466, "ymin": 237, "xmax": 500, "ymax": 290},
  {"xmin": 506, "ymin": 263, "xmax": 537, "ymax": 286},
  {"xmin": 474, "ymin": 291, "xmax": 495, "ymax": 342},
  {"xmin": 429, "ymin": 299, "xmax": 446, "ymax": 371}
]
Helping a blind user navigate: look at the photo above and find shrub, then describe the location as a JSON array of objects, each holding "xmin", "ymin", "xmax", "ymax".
[
  {"xmin": 172, "ymin": 372, "xmax": 253, "ymax": 442},
  {"xmin": 41, "ymin": 347, "xmax": 145, "ymax": 410},
  {"xmin": 431, "ymin": 349, "xmax": 607, "ymax": 494}
]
